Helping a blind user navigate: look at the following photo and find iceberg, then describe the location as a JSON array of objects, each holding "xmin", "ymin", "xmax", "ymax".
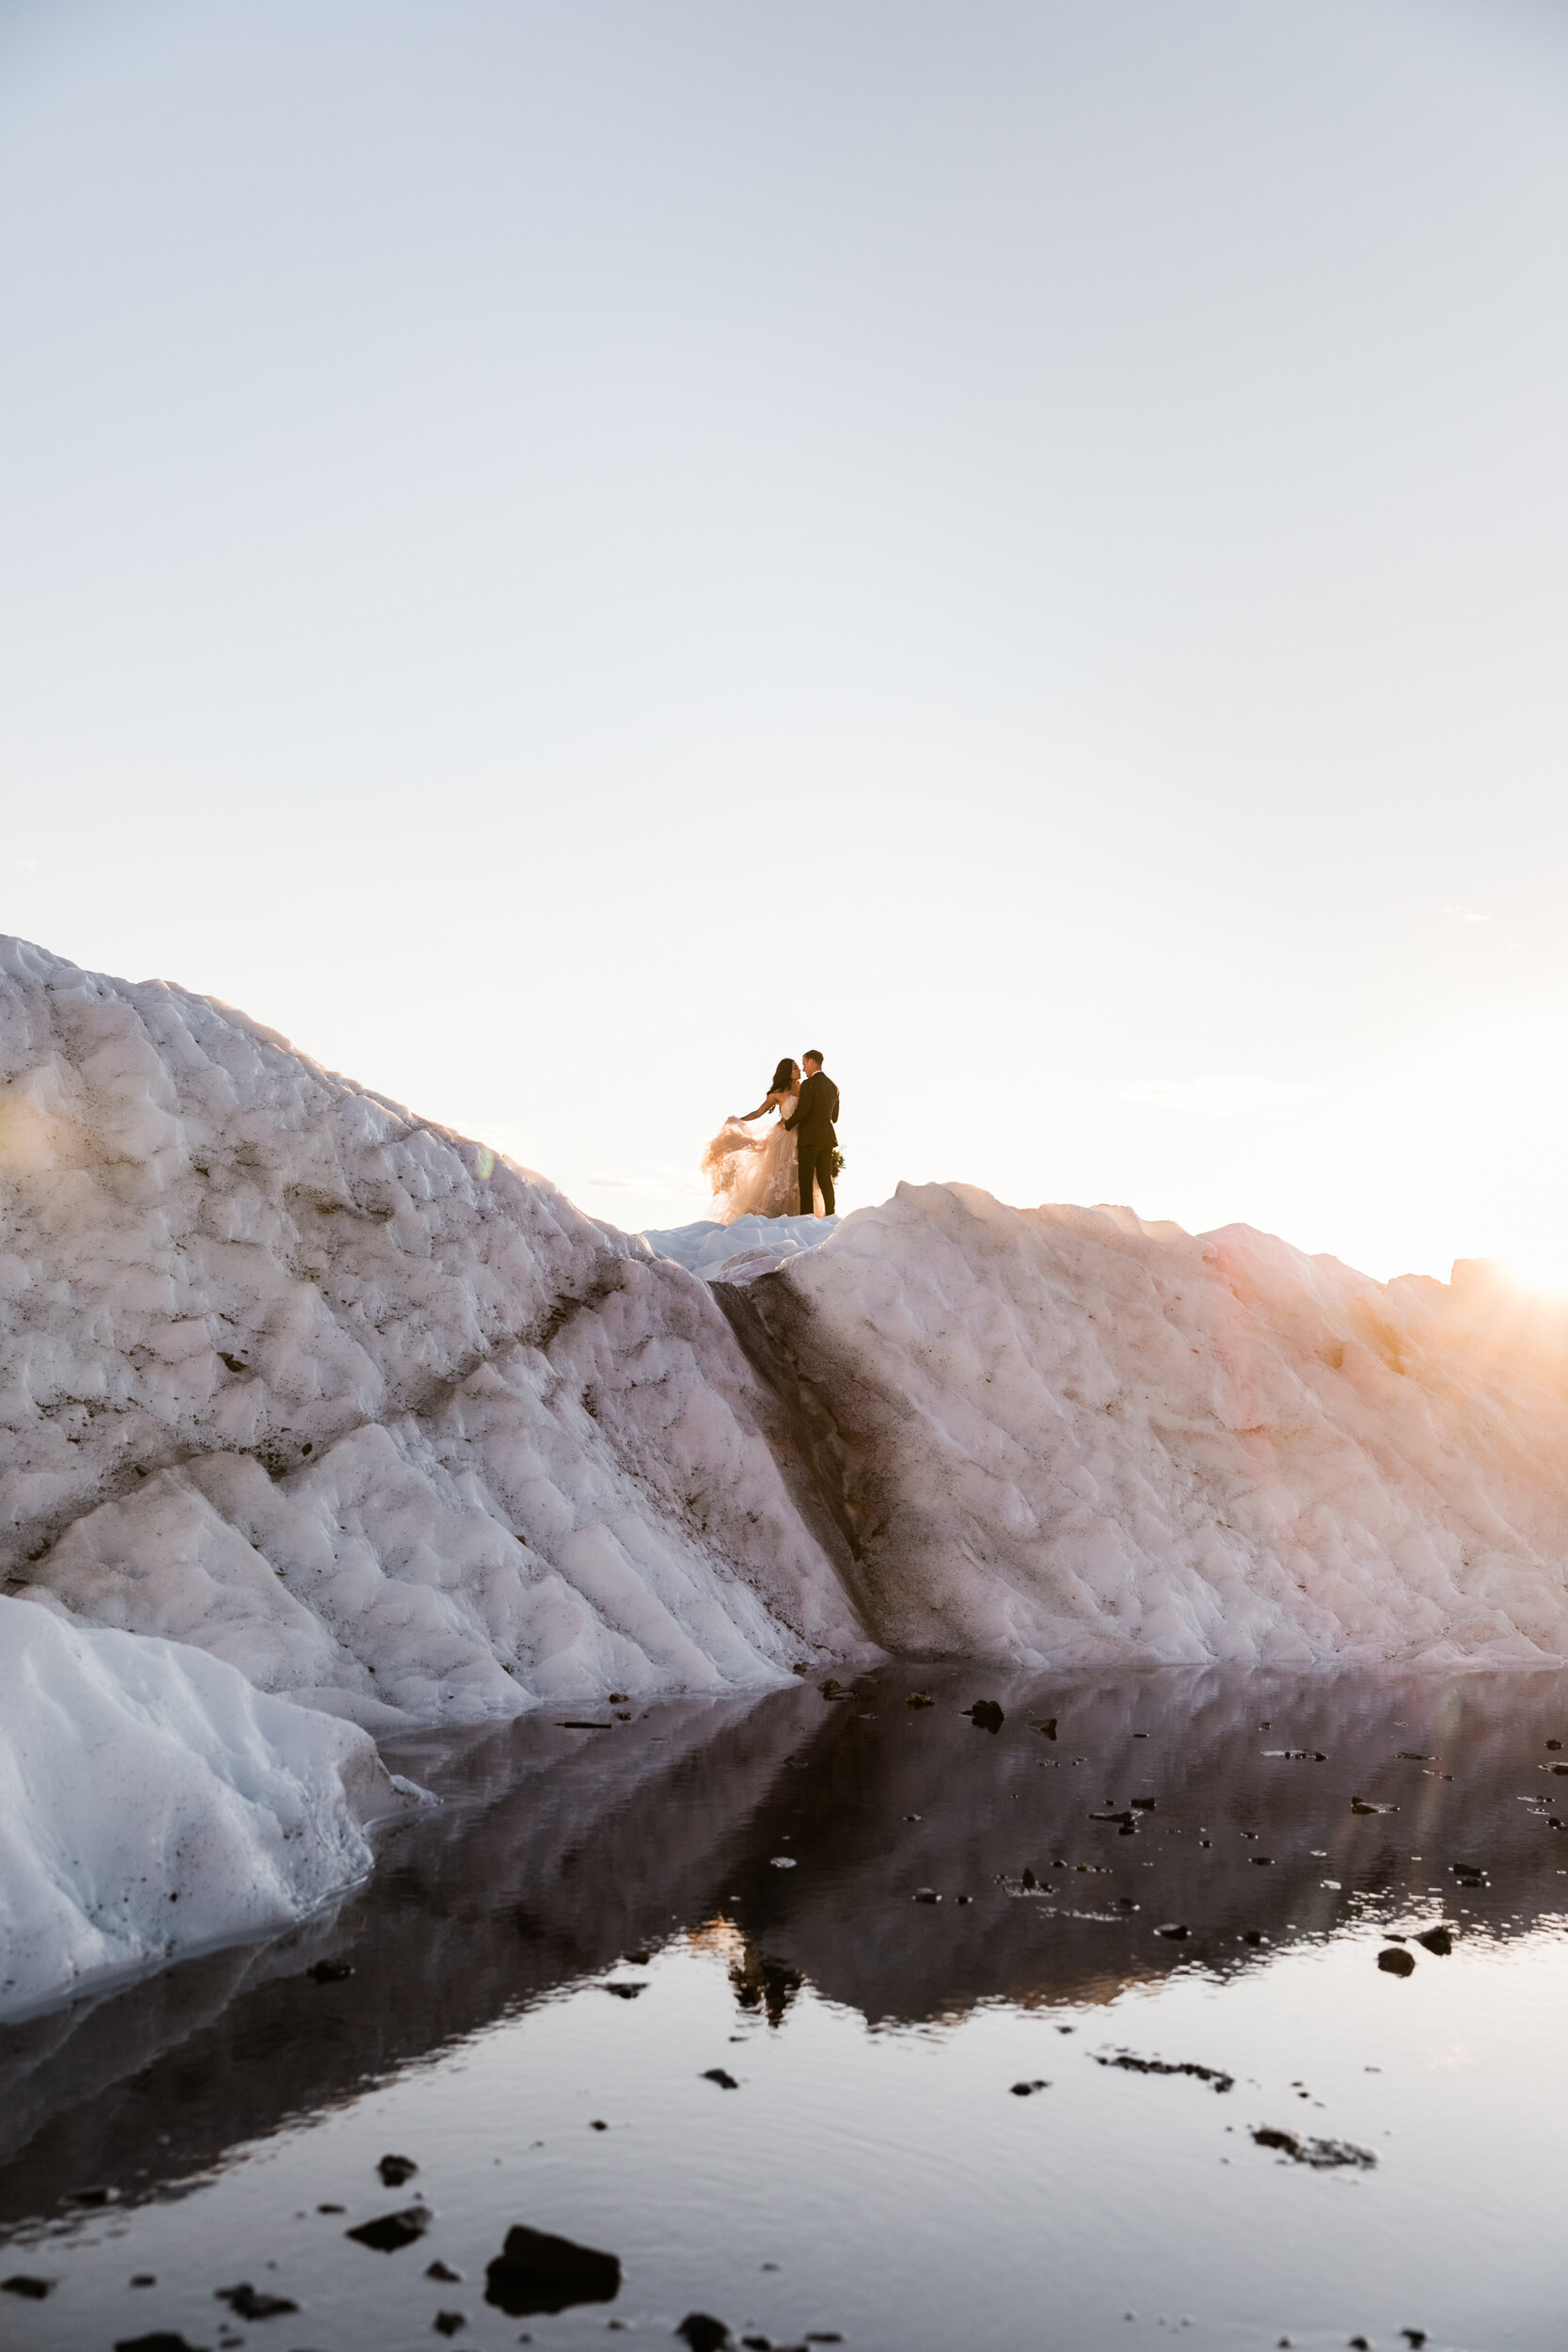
[
  {"xmin": 0, "ymin": 938, "xmax": 865, "ymax": 1729},
  {"xmin": 0, "ymin": 1594, "xmax": 397, "ymax": 2018},
  {"xmin": 716, "ymin": 1182, "xmax": 1568, "ymax": 1668}
]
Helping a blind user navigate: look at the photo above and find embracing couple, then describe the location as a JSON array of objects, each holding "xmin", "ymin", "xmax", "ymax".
[{"xmin": 702, "ymin": 1053, "xmax": 841, "ymax": 1223}]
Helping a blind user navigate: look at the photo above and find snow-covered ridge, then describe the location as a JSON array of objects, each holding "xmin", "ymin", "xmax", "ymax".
[
  {"xmin": 0, "ymin": 938, "xmax": 864, "ymax": 1729},
  {"xmin": 721, "ymin": 1183, "xmax": 1568, "ymax": 1668},
  {"xmin": 0, "ymin": 1596, "xmax": 401, "ymax": 2019}
]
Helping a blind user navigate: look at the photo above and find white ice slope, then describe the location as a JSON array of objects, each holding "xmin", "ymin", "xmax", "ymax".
[
  {"xmin": 722, "ymin": 1183, "xmax": 1568, "ymax": 1667},
  {"xmin": 0, "ymin": 1594, "xmax": 396, "ymax": 2018},
  {"xmin": 0, "ymin": 938, "xmax": 863, "ymax": 1726}
]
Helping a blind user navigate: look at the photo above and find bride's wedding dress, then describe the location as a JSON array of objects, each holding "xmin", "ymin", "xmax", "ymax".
[{"xmin": 703, "ymin": 1096, "xmax": 814, "ymax": 1221}]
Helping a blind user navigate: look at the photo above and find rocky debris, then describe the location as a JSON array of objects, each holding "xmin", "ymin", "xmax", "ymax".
[
  {"xmin": 905, "ymin": 1692, "xmax": 934, "ymax": 1708},
  {"xmin": 377, "ymin": 2153, "xmax": 419, "ymax": 2185},
  {"xmin": 215, "ymin": 2283, "xmax": 298, "ymax": 2320},
  {"xmin": 426, "ymin": 2262, "xmax": 463, "ymax": 2283},
  {"xmin": 913, "ymin": 1888, "xmax": 942, "ymax": 1903},
  {"xmin": 1009, "ymin": 2079, "xmax": 1050, "ymax": 2095},
  {"xmin": 1094, "ymin": 2053, "xmax": 1233, "ymax": 2092},
  {"xmin": 1153, "ymin": 1922, "xmax": 1189, "ymax": 1940},
  {"xmin": 601, "ymin": 1982, "xmax": 646, "ymax": 1997},
  {"xmin": 1034, "ymin": 1719, "xmax": 1058, "ymax": 1740},
  {"xmin": 1451, "ymin": 1863, "xmax": 1488, "ymax": 1886},
  {"xmin": 965, "ymin": 1700, "xmax": 1006, "ymax": 1732},
  {"xmin": 484, "ymin": 2224, "xmax": 622, "ymax": 2318},
  {"xmin": 434, "ymin": 2313, "xmax": 467, "ymax": 2335},
  {"xmin": 308, "ymin": 1960, "xmax": 354, "ymax": 1983},
  {"xmin": 702, "ymin": 2069, "xmax": 739, "ymax": 2090},
  {"xmin": 676, "ymin": 2316, "xmax": 732, "ymax": 2351},
  {"xmin": 1251, "ymin": 2128, "xmax": 1376, "ymax": 2169},
  {"xmin": 116, "ymin": 2338, "xmax": 211, "ymax": 2352},
  {"xmin": 1378, "ymin": 1947, "xmax": 1417, "ymax": 1976},
  {"xmin": 1415, "ymin": 1926, "xmax": 1452, "ymax": 1955},
  {"xmin": 2, "ymin": 2276, "xmax": 54, "ymax": 2297},
  {"xmin": 1350, "ymin": 1799, "xmax": 1397, "ymax": 1816},
  {"xmin": 346, "ymin": 2204, "xmax": 433, "ymax": 2252}
]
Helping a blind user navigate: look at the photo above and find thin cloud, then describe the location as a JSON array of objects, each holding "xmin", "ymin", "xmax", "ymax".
[
  {"xmin": 1120, "ymin": 1074, "xmax": 1320, "ymax": 1117},
  {"xmin": 1439, "ymin": 906, "xmax": 1491, "ymax": 923}
]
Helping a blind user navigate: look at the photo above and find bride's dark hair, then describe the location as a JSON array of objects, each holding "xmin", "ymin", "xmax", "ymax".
[{"xmin": 769, "ymin": 1057, "xmax": 797, "ymax": 1094}]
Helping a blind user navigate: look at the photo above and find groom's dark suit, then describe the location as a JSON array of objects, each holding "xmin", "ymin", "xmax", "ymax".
[{"xmin": 784, "ymin": 1069, "xmax": 839, "ymax": 1216}]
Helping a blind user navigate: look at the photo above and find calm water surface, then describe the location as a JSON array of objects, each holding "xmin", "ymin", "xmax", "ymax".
[{"xmin": 4, "ymin": 1664, "xmax": 1566, "ymax": 2352}]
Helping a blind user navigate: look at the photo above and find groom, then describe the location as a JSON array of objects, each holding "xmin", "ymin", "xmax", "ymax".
[{"xmin": 784, "ymin": 1050, "xmax": 839, "ymax": 1216}]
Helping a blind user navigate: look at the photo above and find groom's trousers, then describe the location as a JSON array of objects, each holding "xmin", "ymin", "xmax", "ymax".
[{"xmin": 797, "ymin": 1139, "xmax": 835, "ymax": 1217}]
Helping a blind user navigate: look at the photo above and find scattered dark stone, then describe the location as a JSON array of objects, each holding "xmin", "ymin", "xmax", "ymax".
[
  {"xmin": 702, "ymin": 2069, "xmax": 739, "ymax": 2090},
  {"xmin": 1378, "ymin": 1947, "xmax": 1417, "ymax": 1977},
  {"xmin": 132, "ymin": 2276, "xmax": 156, "ymax": 2287},
  {"xmin": 1242, "ymin": 1931, "xmax": 1267, "ymax": 1947},
  {"xmin": 742, "ymin": 2340, "xmax": 772, "ymax": 2350},
  {"xmin": 556, "ymin": 1721, "xmax": 613, "ymax": 1731},
  {"xmin": 905, "ymin": 1692, "xmax": 934, "ymax": 1708},
  {"xmin": 317, "ymin": 2203, "xmax": 345, "ymax": 2214},
  {"xmin": 1090, "ymin": 1809, "xmax": 1135, "ymax": 1827},
  {"xmin": 116, "ymin": 2338, "xmax": 212, "ymax": 2352},
  {"xmin": 1251, "ymin": 2127, "xmax": 1376, "ymax": 2169},
  {"xmin": 1132, "ymin": 1797, "xmax": 1156, "ymax": 1810},
  {"xmin": 427, "ymin": 2262, "xmax": 463, "ymax": 2282},
  {"xmin": 590, "ymin": 2120, "xmax": 609, "ymax": 2131},
  {"xmin": 68, "ymin": 2185, "xmax": 117, "ymax": 2206},
  {"xmin": 215, "ymin": 2284, "xmax": 298, "ymax": 2320},
  {"xmin": 308, "ymin": 1959, "xmax": 354, "ymax": 1983},
  {"xmin": 676, "ymin": 2316, "xmax": 731, "ymax": 2351},
  {"xmin": 434, "ymin": 2314, "xmax": 467, "ymax": 2336},
  {"xmin": 1250, "ymin": 1856, "xmax": 1275, "ymax": 1866},
  {"xmin": 1263, "ymin": 1750, "xmax": 1328, "ymax": 1762},
  {"xmin": 2, "ymin": 2276, "xmax": 54, "ymax": 2298},
  {"xmin": 965, "ymin": 1700, "xmax": 1005, "ymax": 1733},
  {"xmin": 818, "ymin": 1679, "xmax": 847, "ymax": 1700},
  {"xmin": 1549, "ymin": 1740, "xmax": 1562, "ymax": 1752},
  {"xmin": 608, "ymin": 1692, "xmax": 629, "ymax": 1703},
  {"xmin": 1350, "ymin": 1800, "xmax": 1397, "ymax": 1816},
  {"xmin": 1401, "ymin": 2333, "xmax": 1428, "ymax": 2347},
  {"xmin": 1350, "ymin": 2339, "xmax": 1370, "ymax": 2349},
  {"xmin": 1552, "ymin": 1764, "xmax": 1568, "ymax": 1777},
  {"xmin": 601, "ymin": 1983, "xmax": 645, "ymax": 1998},
  {"xmin": 378, "ymin": 2153, "xmax": 419, "ymax": 2186},
  {"xmin": 626, "ymin": 1950, "xmax": 652, "ymax": 1965},
  {"xmin": 1396, "ymin": 1752, "xmax": 1433, "ymax": 1761},
  {"xmin": 1034, "ymin": 1718, "xmax": 1058, "ymax": 1740},
  {"xmin": 1451, "ymin": 1863, "xmax": 1488, "ymax": 1885},
  {"xmin": 1094, "ymin": 2052, "xmax": 1233, "ymax": 2092},
  {"xmin": 346, "ymin": 2204, "xmax": 433, "ymax": 2252},
  {"xmin": 1022, "ymin": 1868, "xmax": 1037, "ymax": 1889},
  {"xmin": 1415, "ymin": 1926, "xmax": 1452, "ymax": 1956},
  {"xmin": 956, "ymin": 1893, "xmax": 972, "ymax": 1904},
  {"xmin": 1117, "ymin": 1898, "xmax": 1138, "ymax": 1911},
  {"xmin": 912, "ymin": 1888, "xmax": 941, "ymax": 1903},
  {"xmin": 1009, "ymin": 2079, "xmax": 1049, "ymax": 2095},
  {"xmin": 484, "ymin": 2224, "xmax": 622, "ymax": 2318},
  {"xmin": 805, "ymin": 2338, "xmax": 845, "ymax": 2344},
  {"xmin": 1153, "ymin": 1923, "xmax": 1189, "ymax": 1940}
]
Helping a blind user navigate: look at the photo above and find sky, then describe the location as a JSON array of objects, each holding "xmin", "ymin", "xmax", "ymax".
[{"xmin": 5, "ymin": 0, "xmax": 1568, "ymax": 1283}]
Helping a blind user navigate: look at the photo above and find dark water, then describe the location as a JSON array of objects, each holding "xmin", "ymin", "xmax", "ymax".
[{"xmin": 4, "ymin": 1664, "xmax": 1567, "ymax": 2352}]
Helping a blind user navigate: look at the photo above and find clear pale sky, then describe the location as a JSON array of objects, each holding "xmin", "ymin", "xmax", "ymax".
[{"xmin": 5, "ymin": 0, "xmax": 1568, "ymax": 1282}]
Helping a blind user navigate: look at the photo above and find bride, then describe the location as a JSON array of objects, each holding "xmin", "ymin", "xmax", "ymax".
[{"xmin": 703, "ymin": 1057, "xmax": 823, "ymax": 1221}]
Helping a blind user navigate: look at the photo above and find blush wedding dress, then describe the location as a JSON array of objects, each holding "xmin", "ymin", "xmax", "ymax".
[{"xmin": 703, "ymin": 1093, "xmax": 820, "ymax": 1221}]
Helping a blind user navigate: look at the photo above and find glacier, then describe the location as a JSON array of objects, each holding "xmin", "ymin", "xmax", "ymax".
[{"xmin": 8, "ymin": 930, "xmax": 1568, "ymax": 2012}]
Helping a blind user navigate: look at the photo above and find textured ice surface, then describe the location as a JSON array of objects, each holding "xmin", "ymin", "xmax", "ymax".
[
  {"xmin": 722, "ymin": 1182, "xmax": 1568, "ymax": 1668},
  {"xmin": 642, "ymin": 1212, "xmax": 838, "ymax": 1284},
  {"xmin": 0, "ymin": 940, "xmax": 864, "ymax": 1725},
  {"xmin": 0, "ymin": 1594, "xmax": 394, "ymax": 2018}
]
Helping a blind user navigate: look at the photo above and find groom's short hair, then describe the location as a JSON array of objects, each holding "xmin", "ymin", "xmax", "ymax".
[{"xmin": 803, "ymin": 1050, "xmax": 824, "ymax": 1069}]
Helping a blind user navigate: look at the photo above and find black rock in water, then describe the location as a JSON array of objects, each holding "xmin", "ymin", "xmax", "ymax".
[
  {"xmin": 1094, "ymin": 2053, "xmax": 1233, "ymax": 2092},
  {"xmin": 1034, "ymin": 1718, "xmax": 1058, "ymax": 1739},
  {"xmin": 434, "ymin": 2312, "xmax": 467, "ymax": 2335},
  {"xmin": 116, "ymin": 2338, "xmax": 212, "ymax": 2352},
  {"xmin": 1153, "ymin": 1922, "xmax": 1189, "ymax": 1940},
  {"xmin": 1378, "ymin": 1947, "xmax": 1417, "ymax": 1977},
  {"xmin": 676, "ymin": 2316, "xmax": 732, "ymax": 2351},
  {"xmin": 601, "ymin": 1982, "xmax": 645, "ymax": 1998},
  {"xmin": 426, "ymin": 2261, "xmax": 463, "ymax": 2282},
  {"xmin": 214, "ymin": 2283, "xmax": 299, "ymax": 2319},
  {"xmin": 307, "ymin": 1959, "xmax": 354, "ymax": 1982},
  {"xmin": 1251, "ymin": 2127, "xmax": 1376, "ymax": 2169},
  {"xmin": 1415, "ymin": 1926, "xmax": 1453, "ymax": 1956},
  {"xmin": 378, "ymin": 2153, "xmax": 419, "ymax": 2186},
  {"xmin": 2, "ymin": 2276, "xmax": 54, "ymax": 2298},
  {"xmin": 965, "ymin": 1699, "xmax": 1005, "ymax": 1732},
  {"xmin": 346, "ymin": 2204, "xmax": 433, "ymax": 2253},
  {"xmin": 702, "ymin": 2068, "xmax": 739, "ymax": 2090},
  {"xmin": 484, "ymin": 2224, "xmax": 622, "ymax": 2318}
]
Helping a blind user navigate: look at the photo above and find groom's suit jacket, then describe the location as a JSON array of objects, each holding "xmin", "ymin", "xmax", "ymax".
[{"xmin": 785, "ymin": 1071, "xmax": 839, "ymax": 1147}]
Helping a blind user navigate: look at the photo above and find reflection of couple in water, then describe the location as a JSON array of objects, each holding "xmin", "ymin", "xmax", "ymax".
[{"xmin": 703, "ymin": 1052, "xmax": 841, "ymax": 1224}]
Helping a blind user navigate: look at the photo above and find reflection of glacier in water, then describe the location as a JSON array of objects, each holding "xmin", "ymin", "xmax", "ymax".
[{"xmin": 5, "ymin": 1664, "xmax": 1568, "ymax": 2349}]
